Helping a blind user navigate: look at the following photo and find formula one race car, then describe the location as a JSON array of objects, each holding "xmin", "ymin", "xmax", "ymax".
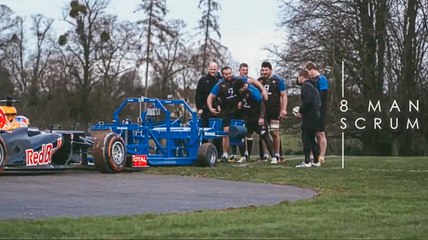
[{"xmin": 0, "ymin": 97, "xmax": 64, "ymax": 173}]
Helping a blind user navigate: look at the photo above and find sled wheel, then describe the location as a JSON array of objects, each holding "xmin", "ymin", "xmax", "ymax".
[
  {"xmin": 197, "ymin": 143, "xmax": 218, "ymax": 167},
  {"xmin": 92, "ymin": 132, "xmax": 126, "ymax": 173},
  {"xmin": 0, "ymin": 137, "xmax": 6, "ymax": 174}
]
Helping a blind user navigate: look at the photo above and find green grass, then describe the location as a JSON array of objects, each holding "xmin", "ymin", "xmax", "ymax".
[{"xmin": 1, "ymin": 156, "xmax": 428, "ymax": 239}]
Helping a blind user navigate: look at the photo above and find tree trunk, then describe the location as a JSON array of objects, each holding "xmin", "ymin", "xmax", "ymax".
[
  {"xmin": 398, "ymin": 0, "xmax": 418, "ymax": 155},
  {"xmin": 145, "ymin": 0, "xmax": 154, "ymax": 97},
  {"xmin": 201, "ymin": 0, "xmax": 211, "ymax": 75},
  {"xmin": 359, "ymin": 0, "xmax": 377, "ymax": 99},
  {"xmin": 375, "ymin": 0, "xmax": 387, "ymax": 94}
]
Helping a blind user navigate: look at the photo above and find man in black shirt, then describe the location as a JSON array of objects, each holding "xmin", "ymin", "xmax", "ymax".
[
  {"xmin": 195, "ymin": 62, "xmax": 222, "ymax": 153},
  {"xmin": 295, "ymin": 69, "xmax": 321, "ymax": 168},
  {"xmin": 258, "ymin": 62, "xmax": 288, "ymax": 164},
  {"xmin": 195, "ymin": 62, "xmax": 221, "ymax": 127}
]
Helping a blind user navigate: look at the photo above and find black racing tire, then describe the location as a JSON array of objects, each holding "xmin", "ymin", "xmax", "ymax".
[
  {"xmin": 0, "ymin": 137, "xmax": 6, "ymax": 174},
  {"xmin": 197, "ymin": 143, "xmax": 218, "ymax": 167},
  {"xmin": 93, "ymin": 132, "xmax": 126, "ymax": 173}
]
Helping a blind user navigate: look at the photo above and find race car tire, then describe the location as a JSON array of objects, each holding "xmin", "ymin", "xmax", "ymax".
[
  {"xmin": 197, "ymin": 143, "xmax": 217, "ymax": 167},
  {"xmin": 0, "ymin": 137, "xmax": 6, "ymax": 174},
  {"xmin": 93, "ymin": 132, "xmax": 126, "ymax": 173}
]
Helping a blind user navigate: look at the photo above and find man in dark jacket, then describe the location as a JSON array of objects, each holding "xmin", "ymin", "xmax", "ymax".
[
  {"xmin": 195, "ymin": 62, "xmax": 222, "ymax": 153},
  {"xmin": 295, "ymin": 69, "xmax": 321, "ymax": 168},
  {"xmin": 195, "ymin": 62, "xmax": 221, "ymax": 127}
]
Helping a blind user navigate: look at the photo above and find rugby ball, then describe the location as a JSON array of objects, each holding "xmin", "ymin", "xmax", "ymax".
[{"xmin": 292, "ymin": 106, "xmax": 300, "ymax": 117}]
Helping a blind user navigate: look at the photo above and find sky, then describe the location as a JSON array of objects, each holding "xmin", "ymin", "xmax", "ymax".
[{"xmin": 1, "ymin": 0, "xmax": 284, "ymax": 76}]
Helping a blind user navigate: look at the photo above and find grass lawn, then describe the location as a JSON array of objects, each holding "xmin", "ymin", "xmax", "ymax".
[{"xmin": 1, "ymin": 156, "xmax": 428, "ymax": 239}]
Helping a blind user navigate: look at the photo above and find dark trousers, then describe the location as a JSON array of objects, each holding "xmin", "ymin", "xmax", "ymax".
[
  {"xmin": 301, "ymin": 127, "xmax": 319, "ymax": 164},
  {"xmin": 202, "ymin": 114, "xmax": 222, "ymax": 154}
]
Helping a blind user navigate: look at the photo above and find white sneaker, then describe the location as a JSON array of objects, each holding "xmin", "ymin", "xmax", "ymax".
[
  {"xmin": 270, "ymin": 157, "xmax": 278, "ymax": 164},
  {"xmin": 295, "ymin": 162, "xmax": 312, "ymax": 168},
  {"xmin": 312, "ymin": 162, "xmax": 321, "ymax": 167},
  {"xmin": 237, "ymin": 156, "xmax": 246, "ymax": 164}
]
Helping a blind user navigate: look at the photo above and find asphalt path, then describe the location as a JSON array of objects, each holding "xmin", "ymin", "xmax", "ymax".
[{"xmin": 0, "ymin": 171, "xmax": 317, "ymax": 220}]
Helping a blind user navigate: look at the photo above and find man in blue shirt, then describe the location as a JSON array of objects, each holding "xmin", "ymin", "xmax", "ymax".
[
  {"xmin": 305, "ymin": 61, "xmax": 329, "ymax": 164},
  {"xmin": 233, "ymin": 78, "xmax": 263, "ymax": 163},
  {"xmin": 229, "ymin": 63, "xmax": 249, "ymax": 162}
]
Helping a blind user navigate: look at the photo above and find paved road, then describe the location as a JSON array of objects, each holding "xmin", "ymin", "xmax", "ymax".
[{"xmin": 0, "ymin": 171, "xmax": 317, "ymax": 220}]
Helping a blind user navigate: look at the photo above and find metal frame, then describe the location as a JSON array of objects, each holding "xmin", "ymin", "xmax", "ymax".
[{"xmin": 90, "ymin": 97, "xmax": 236, "ymax": 166}]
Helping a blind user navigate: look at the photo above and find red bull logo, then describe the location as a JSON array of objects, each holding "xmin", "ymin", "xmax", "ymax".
[
  {"xmin": 0, "ymin": 108, "xmax": 9, "ymax": 130},
  {"xmin": 25, "ymin": 138, "xmax": 63, "ymax": 166}
]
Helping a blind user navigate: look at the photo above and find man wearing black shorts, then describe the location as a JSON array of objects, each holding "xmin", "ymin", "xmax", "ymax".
[
  {"xmin": 207, "ymin": 66, "xmax": 268, "ymax": 162},
  {"xmin": 233, "ymin": 79, "xmax": 263, "ymax": 163},
  {"xmin": 229, "ymin": 63, "xmax": 249, "ymax": 161},
  {"xmin": 206, "ymin": 66, "xmax": 239, "ymax": 162},
  {"xmin": 305, "ymin": 61, "xmax": 329, "ymax": 164},
  {"xmin": 259, "ymin": 62, "xmax": 288, "ymax": 164}
]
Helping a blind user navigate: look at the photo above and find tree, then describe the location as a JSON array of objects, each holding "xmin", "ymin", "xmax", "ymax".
[
  {"xmin": 27, "ymin": 14, "xmax": 56, "ymax": 108},
  {"xmin": 58, "ymin": 0, "xmax": 111, "ymax": 129},
  {"xmin": 0, "ymin": 4, "xmax": 19, "ymax": 98},
  {"xmin": 197, "ymin": 0, "xmax": 224, "ymax": 74},
  {"xmin": 273, "ymin": 0, "xmax": 428, "ymax": 155},
  {"xmin": 135, "ymin": 0, "xmax": 175, "ymax": 97},
  {"xmin": 91, "ymin": 17, "xmax": 141, "ymax": 120},
  {"xmin": 0, "ymin": 4, "xmax": 19, "ymax": 62},
  {"xmin": 149, "ymin": 20, "xmax": 187, "ymax": 99},
  {"xmin": 3, "ymin": 14, "xmax": 55, "ymax": 102}
]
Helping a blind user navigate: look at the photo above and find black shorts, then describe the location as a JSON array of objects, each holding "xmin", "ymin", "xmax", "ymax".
[
  {"xmin": 243, "ymin": 112, "xmax": 259, "ymax": 134},
  {"xmin": 221, "ymin": 114, "xmax": 234, "ymax": 127},
  {"xmin": 264, "ymin": 104, "xmax": 280, "ymax": 122},
  {"xmin": 318, "ymin": 111, "xmax": 326, "ymax": 132},
  {"xmin": 233, "ymin": 109, "xmax": 243, "ymax": 119}
]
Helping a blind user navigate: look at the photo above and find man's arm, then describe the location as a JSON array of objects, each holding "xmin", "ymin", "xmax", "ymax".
[
  {"xmin": 258, "ymin": 100, "xmax": 266, "ymax": 126},
  {"xmin": 279, "ymin": 78, "xmax": 288, "ymax": 118},
  {"xmin": 280, "ymin": 90, "xmax": 288, "ymax": 118},
  {"xmin": 207, "ymin": 93, "xmax": 220, "ymax": 116},
  {"xmin": 247, "ymin": 77, "xmax": 268, "ymax": 100}
]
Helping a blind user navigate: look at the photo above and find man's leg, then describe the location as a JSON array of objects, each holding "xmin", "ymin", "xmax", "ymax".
[
  {"xmin": 317, "ymin": 115, "xmax": 327, "ymax": 164},
  {"xmin": 221, "ymin": 125, "xmax": 230, "ymax": 162},
  {"xmin": 310, "ymin": 129, "xmax": 320, "ymax": 166},
  {"xmin": 296, "ymin": 128, "xmax": 312, "ymax": 168},
  {"xmin": 237, "ymin": 134, "xmax": 249, "ymax": 163},
  {"xmin": 246, "ymin": 135, "xmax": 253, "ymax": 157},
  {"xmin": 269, "ymin": 120, "xmax": 280, "ymax": 164},
  {"xmin": 316, "ymin": 131, "xmax": 327, "ymax": 163},
  {"xmin": 230, "ymin": 144, "xmax": 238, "ymax": 161},
  {"xmin": 259, "ymin": 123, "xmax": 273, "ymax": 160}
]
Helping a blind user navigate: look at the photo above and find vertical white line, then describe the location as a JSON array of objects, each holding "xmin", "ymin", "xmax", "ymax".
[
  {"xmin": 342, "ymin": 132, "xmax": 345, "ymax": 169},
  {"xmin": 341, "ymin": 60, "xmax": 345, "ymax": 169},
  {"xmin": 341, "ymin": 60, "xmax": 345, "ymax": 98}
]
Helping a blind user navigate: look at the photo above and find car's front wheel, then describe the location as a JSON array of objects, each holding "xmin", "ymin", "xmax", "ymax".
[{"xmin": 92, "ymin": 132, "xmax": 126, "ymax": 173}]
